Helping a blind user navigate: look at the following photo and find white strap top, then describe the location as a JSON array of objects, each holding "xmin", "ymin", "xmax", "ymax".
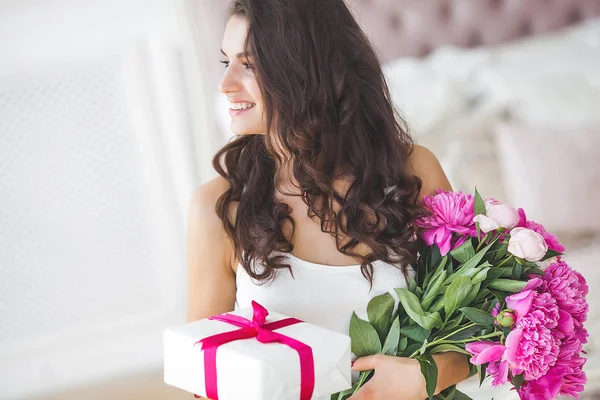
[
  {"xmin": 235, "ymin": 251, "xmax": 413, "ymax": 334},
  {"xmin": 234, "ymin": 250, "xmax": 414, "ymax": 398},
  {"xmin": 234, "ymin": 184, "xmax": 407, "ymax": 332}
]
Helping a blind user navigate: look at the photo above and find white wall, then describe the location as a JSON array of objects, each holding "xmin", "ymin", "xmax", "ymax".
[{"xmin": 0, "ymin": 0, "xmax": 216, "ymax": 398}]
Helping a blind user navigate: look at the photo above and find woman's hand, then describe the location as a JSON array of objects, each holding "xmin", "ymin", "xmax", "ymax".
[{"xmin": 348, "ymin": 354, "xmax": 428, "ymax": 400}]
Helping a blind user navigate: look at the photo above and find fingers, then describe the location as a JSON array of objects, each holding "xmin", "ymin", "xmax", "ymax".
[{"xmin": 351, "ymin": 354, "xmax": 381, "ymax": 372}]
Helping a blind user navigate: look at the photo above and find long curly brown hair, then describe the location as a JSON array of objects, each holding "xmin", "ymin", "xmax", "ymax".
[{"xmin": 212, "ymin": 0, "xmax": 427, "ymax": 288}]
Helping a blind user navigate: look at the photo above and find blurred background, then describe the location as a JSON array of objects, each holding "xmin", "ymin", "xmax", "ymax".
[{"xmin": 1, "ymin": 0, "xmax": 599, "ymax": 399}]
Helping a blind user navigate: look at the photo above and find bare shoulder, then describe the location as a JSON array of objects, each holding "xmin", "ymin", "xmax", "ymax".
[
  {"xmin": 186, "ymin": 175, "xmax": 238, "ymax": 322},
  {"xmin": 190, "ymin": 175, "xmax": 239, "ymax": 228},
  {"xmin": 408, "ymin": 144, "xmax": 453, "ymax": 198}
]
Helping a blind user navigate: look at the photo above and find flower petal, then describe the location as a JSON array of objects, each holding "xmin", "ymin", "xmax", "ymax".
[
  {"xmin": 506, "ymin": 290, "xmax": 534, "ymax": 318},
  {"xmin": 504, "ymin": 328, "xmax": 523, "ymax": 365}
]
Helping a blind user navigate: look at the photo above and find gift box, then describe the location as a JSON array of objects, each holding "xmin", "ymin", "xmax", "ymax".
[{"xmin": 164, "ymin": 301, "xmax": 352, "ymax": 400}]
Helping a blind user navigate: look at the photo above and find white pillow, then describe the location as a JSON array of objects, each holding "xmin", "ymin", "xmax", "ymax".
[
  {"xmin": 471, "ymin": 19, "xmax": 600, "ymax": 125},
  {"xmin": 382, "ymin": 58, "xmax": 470, "ymax": 136},
  {"xmin": 475, "ymin": 69, "xmax": 600, "ymax": 125},
  {"xmin": 494, "ymin": 123, "xmax": 600, "ymax": 234}
]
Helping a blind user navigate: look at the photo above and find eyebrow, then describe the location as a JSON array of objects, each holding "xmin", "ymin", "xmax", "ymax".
[{"xmin": 220, "ymin": 49, "xmax": 252, "ymax": 58}]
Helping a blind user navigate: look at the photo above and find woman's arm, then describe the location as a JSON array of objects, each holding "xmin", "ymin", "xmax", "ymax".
[
  {"xmin": 432, "ymin": 352, "xmax": 472, "ymax": 395},
  {"xmin": 186, "ymin": 177, "xmax": 237, "ymax": 323}
]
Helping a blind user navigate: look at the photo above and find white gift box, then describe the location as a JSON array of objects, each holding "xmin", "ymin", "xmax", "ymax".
[{"xmin": 163, "ymin": 304, "xmax": 352, "ymax": 400}]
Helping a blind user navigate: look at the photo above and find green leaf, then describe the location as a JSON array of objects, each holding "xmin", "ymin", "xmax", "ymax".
[
  {"xmin": 488, "ymin": 288, "xmax": 508, "ymax": 305},
  {"xmin": 416, "ymin": 354, "xmax": 438, "ymax": 400},
  {"xmin": 439, "ymin": 385, "xmax": 458, "ymax": 400},
  {"xmin": 446, "ymin": 242, "xmax": 494, "ymax": 284},
  {"xmin": 540, "ymin": 249, "xmax": 562, "ymax": 261},
  {"xmin": 422, "ymin": 269, "xmax": 447, "ymax": 309},
  {"xmin": 467, "ymin": 363, "xmax": 478, "ymax": 379},
  {"xmin": 428, "ymin": 245, "xmax": 442, "ymax": 274},
  {"xmin": 450, "ymin": 240, "xmax": 475, "ymax": 264},
  {"xmin": 408, "ymin": 276, "xmax": 418, "ymax": 293},
  {"xmin": 488, "ymin": 279, "xmax": 527, "ymax": 292},
  {"xmin": 471, "ymin": 267, "xmax": 490, "ymax": 285},
  {"xmin": 445, "ymin": 324, "xmax": 485, "ymax": 341},
  {"xmin": 443, "ymin": 313, "xmax": 464, "ymax": 331},
  {"xmin": 511, "ymin": 261, "xmax": 523, "ymax": 280},
  {"xmin": 401, "ymin": 342, "xmax": 422, "ymax": 357},
  {"xmin": 481, "ymin": 267, "xmax": 505, "ymax": 289},
  {"xmin": 461, "ymin": 281, "xmax": 481, "ymax": 309},
  {"xmin": 429, "ymin": 344, "xmax": 472, "ymax": 356},
  {"xmin": 484, "ymin": 243, "xmax": 508, "ymax": 264},
  {"xmin": 453, "ymin": 389, "xmax": 474, "ymax": 400},
  {"xmin": 473, "ymin": 288, "xmax": 493, "ymax": 304},
  {"xmin": 474, "ymin": 187, "xmax": 486, "ymax": 216},
  {"xmin": 366, "ymin": 292, "xmax": 395, "ymax": 344},
  {"xmin": 396, "ymin": 288, "xmax": 443, "ymax": 330},
  {"xmin": 511, "ymin": 373, "xmax": 525, "ymax": 391},
  {"xmin": 398, "ymin": 335, "xmax": 408, "ymax": 353},
  {"xmin": 424, "ymin": 255, "xmax": 447, "ymax": 289},
  {"xmin": 450, "ymin": 240, "xmax": 476, "ymax": 264},
  {"xmin": 430, "ymin": 294, "xmax": 445, "ymax": 313},
  {"xmin": 459, "ymin": 307, "xmax": 495, "ymax": 326},
  {"xmin": 478, "ymin": 363, "xmax": 487, "ymax": 387},
  {"xmin": 399, "ymin": 324, "xmax": 431, "ymax": 343},
  {"xmin": 444, "ymin": 276, "xmax": 472, "ymax": 318},
  {"xmin": 332, "ymin": 384, "xmax": 358, "ymax": 400},
  {"xmin": 381, "ymin": 316, "xmax": 400, "ymax": 355},
  {"xmin": 523, "ymin": 265, "xmax": 546, "ymax": 276},
  {"xmin": 349, "ymin": 312, "xmax": 381, "ymax": 357}
]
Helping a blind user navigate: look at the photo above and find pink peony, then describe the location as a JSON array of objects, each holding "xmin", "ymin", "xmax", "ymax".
[
  {"xmin": 517, "ymin": 368, "xmax": 563, "ymax": 400},
  {"xmin": 542, "ymin": 260, "xmax": 589, "ymax": 331},
  {"xmin": 517, "ymin": 208, "xmax": 565, "ymax": 253},
  {"xmin": 503, "ymin": 291, "xmax": 561, "ymax": 381},
  {"xmin": 465, "ymin": 341, "xmax": 505, "ymax": 365},
  {"xmin": 519, "ymin": 336, "xmax": 588, "ymax": 399},
  {"xmin": 415, "ymin": 190, "xmax": 477, "ymax": 255},
  {"xmin": 505, "ymin": 289, "xmax": 534, "ymax": 320},
  {"xmin": 485, "ymin": 198, "xmax": 520, "ymax": 230},
  {"xmin": 508, "ymin": 228, "xmax": 548, "ymax": 262}
]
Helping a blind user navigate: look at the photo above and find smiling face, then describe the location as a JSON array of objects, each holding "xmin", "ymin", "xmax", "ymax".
[{"xmin": 219, "ymin": 15, "xmax": 266, "ymax": 136}]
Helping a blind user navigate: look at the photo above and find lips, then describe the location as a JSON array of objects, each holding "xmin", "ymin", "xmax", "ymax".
[{"xmin": 229, "ymin": 104, "xmax": 255, "ymax": 117}]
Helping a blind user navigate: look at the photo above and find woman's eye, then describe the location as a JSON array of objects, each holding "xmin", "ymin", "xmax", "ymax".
[
  {"xmin": 220, "ymin": 60, "xmax": 229, "ymax": 68},
  {"xmin": 243, "ymin": 62, "xmax": 254, "ymax": 70}
]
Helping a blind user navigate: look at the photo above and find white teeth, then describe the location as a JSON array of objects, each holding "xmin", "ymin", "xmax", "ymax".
[{"xmin": 230, "ymin": 101, "xmax": 255, "ymax": 110}]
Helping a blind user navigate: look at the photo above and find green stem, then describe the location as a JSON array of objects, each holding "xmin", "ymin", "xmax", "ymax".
[
  {"xmin": 496, "ymin": 255, "xmax": 514, "ymax": 268},
  {"xmin": 429, "ymin": 331, "xmax": 503, "ymax": 346},
  {"xmin": 476, "ymin": 233, "xmax": 487, "ymax": 252},
  {"xmin": 408, "ymin": 323, "xmax": 502, "ymax": 358},
  {"xmin": 437, "ymin": 322, "xmax": 477, "ymax": 342},
  {"xmin": 351, "ymin": 370, "xmax": 371, "ymax": 395}
]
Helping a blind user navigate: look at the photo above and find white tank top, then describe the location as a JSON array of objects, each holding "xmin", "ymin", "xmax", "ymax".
[{"xmin": 234, "ymin": 249, "xmax": 415, "ymax": 398}]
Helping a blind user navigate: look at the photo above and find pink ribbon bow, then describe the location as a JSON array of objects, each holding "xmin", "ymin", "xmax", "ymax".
[{"xmin": 194, "ymin": 300, "xmax": 315, "ymax": 400}]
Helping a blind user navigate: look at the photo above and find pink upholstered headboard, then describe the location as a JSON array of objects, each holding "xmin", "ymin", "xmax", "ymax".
[
  {"xmin": 347, "ymin": 0, "xmax": 600, "ymax": 60},
  {"xmin": 190, "ymin": 0, "xmax": 600, "ymax": 139}
]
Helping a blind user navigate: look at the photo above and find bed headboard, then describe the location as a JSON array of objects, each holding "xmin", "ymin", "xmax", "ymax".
[
  {"xmin": 348, "ymin": 0, "xmax": 600, "ymax": 60},
  {"xmin": 189, "ymin": 0, "xmax": 600, "ymax": 139}
]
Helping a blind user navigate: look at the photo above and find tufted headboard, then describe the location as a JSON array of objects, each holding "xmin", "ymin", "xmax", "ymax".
[
  {"xmin": 347, "ymin": 0, "xmax": 600, "ymax": 60},
  {"xmin": 189, "ymin": 0, "xmax": 600, "ymax": 139}
]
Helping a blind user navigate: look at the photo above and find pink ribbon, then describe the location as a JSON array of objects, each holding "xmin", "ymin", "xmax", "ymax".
[{"xmin": 194, "ymin": 300, "xmax": 315, "ymax": 400}]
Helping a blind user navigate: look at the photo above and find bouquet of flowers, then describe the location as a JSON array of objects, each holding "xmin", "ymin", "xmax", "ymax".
[{"xmin": 332, "ymin": 188, "xmax": 589, "ymax": 400}]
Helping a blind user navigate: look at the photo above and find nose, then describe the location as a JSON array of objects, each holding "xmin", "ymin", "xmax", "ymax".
[{"xmin": 219, "ymin": 64, "xmax": 241, "ymax": 94}]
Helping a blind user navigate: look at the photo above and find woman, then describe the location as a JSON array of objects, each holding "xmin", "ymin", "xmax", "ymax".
[{"xmin": 187, "ymin": 0, "xmax": 471, "ymax": 399}]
